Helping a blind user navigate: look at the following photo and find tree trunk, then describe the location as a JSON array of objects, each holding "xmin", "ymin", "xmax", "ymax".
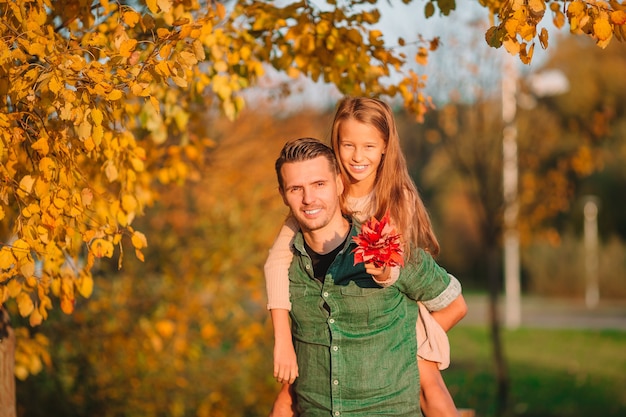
[
  {"xmin": 0, "ymin": 307, "xmax": 16, "ymax": 417},
  {"xmin": 487, "ymin": 245, "xmax": 509, "ymax": 416}
]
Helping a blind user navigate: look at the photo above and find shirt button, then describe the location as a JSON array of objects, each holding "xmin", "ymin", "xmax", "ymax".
[
  {"xmin": 329, "ymin": 318, "xmax": 335, "ymax": 324},
  {"xmin": 334, "ymin": 412, "xmax": 340, "ymax": 416},
  {"xmin": 332, "ymin": 346, "xmax": 338, "ymax": 351},
  {"xmin": 305, "ymin": 264, "xmax": 311, "ymax": 270},
  {"xmin": 333, "ymin": 379, "xmax": 339, "ymax": 385},
  {"xmin": 323, "ymin": 292, "xmax": 329, "ymax": 297}
]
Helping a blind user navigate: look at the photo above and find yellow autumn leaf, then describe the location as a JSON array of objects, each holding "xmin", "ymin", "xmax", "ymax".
[
  {"xmin": 107, "ymin": 89, "xmax": 123, "ymax": 101},
  {"xmin": 553, "ymin": 10, "xmax": 566, "ymax": 29},
  {"xmin": 528, "ymin": 0, "xmax": 546, "ymax": 15},
  {"xmin": 83, "ymin": 136, "xmax": 95, "ymax": 152},
  {"xmin": 77, "ymin": 273, "xmax": 94, "ymax": 298},
  {"xmin": 77, "ymin": 120, "xmax": 92, "ymax": 140},
  {"xmin": 31, "ymin": 137, "xmax": 49, "ymax": 155},
  {"xmin": 593, "ymin": 17, "xmax": 612, "ymax": 42},
  {"xmin": 28, "ymin": 42, "xmax": 46, "ymax": 57},
  {"xmin": 131, "ymin": 230, "xmax": 148, "ymax": 249},
  {"xmin": 60, "ymin": 295, "xmax": 75, "ymax": 314},
  {"xmin": 18, "ymin": 175, "xmax": 35, "ymax": 196},
  {"xmin": 539, "ymin": 27, "xmax": 549, "ymax": 48},
  {"xmin": 91, "ymin": 108, "xmax": 103, "ymax": 126},
  {"xmin": 155, "ymin": 60, "xmax": 171, "ymax": 76},
  {"xmin": 611, "ymin": 10, "xmax": 626, "ymax": 25},
  {"xmin": 34, "ymin": 177, "xmax": 49, "ymax": 198},
  {"xmin": 39, "ymin": 157, "xmax": 56, "ymax": 181},
  {"xmin": 121, "ymin": 194, "xmax": 138, "ymax": 212},
  {"xmin": 135, "ymin": 248, "xmax": 145, "ymax": 262},
  {"xmin": 172, "ymin": 75, "xmax": 188, "ymax": 88},
  {"xmin": 503, "ymin": 37, "xmax": 521, "ymax": 55},
  {"xmin": 146, "ymin": 0, "xmax": 158, "ymax": 13},
  {"xmin": 0, "ymin": 206, "xmax": 4, "ymax": 221},
  {"xmin": 567, "ymin": 1, "xmax": 585, "ymax": 18},
  {"xmin": 104, "ymin": 161, "xmax": 119, "ymax": 182},
  {"xmin": 92, "ymin": 125, "xmax": 103, "ymax": 146},
  {"xmin": 414, "ymin": 47, "xmax": 428, "ymax": 66},
  {"xmin": 20, "ymin": 258, "xmax": 35, "ymax": 278},
  {"xmin": 29, "ymin": 308, "xmax": 43, "ymax": 326},
  {"xmin": 91, "ymin": 238, "xmax": 114, "ymax": 258},
  {"xmin": 80, "ymin": 188, "xmax": 93, "ymax": 207},
  {"xmin": 123, "ymin": 10, "xmax": 140, "ymax": 27},
  {"xmin": 178, "ymin": 50, "xmax": 198, "ymax": 67},
  {"xmin": 12, "ymin": 239, "xmax": 31, "ymax": 261},
  {"xmin": 17, "ymin": 292, "xmax": 35, "ymax": 317},
  {"xmin": 157, "ymin": 0, "xmax": 172, "ymax": 13},
  {"xmin": 48, "ymin": 75, "xmax": 62, "ymax": 94},
  {"xmin": 21, "ymin": 203, "xmax": 41, "ymax": 218},
  {"xmin": 215, "ymin": 2, "xmax": 226, "ymax": 19},
  {"xmin": 120, "ymin": 39, "xmax": 137, "ymax": 57},
  {"xmin": 149, "ymin": 96, "xmax": 160, "ymax": 114},
  {"xmin": 0, "ymin": 247, "xmax": 15, "ymax": 269}
]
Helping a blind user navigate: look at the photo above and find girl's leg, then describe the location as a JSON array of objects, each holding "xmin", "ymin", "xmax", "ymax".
[
  {"xmin": 269, "ymin": 383, "xmax": 297, "ymax": 417},
  {"xmin": 419, "ymin": 359, "xmax": 460, "ymax": 417}
]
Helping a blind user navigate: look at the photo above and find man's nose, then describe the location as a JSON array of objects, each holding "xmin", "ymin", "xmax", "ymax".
[{"xmin": 302, "ymin": 187, "xmax": 315, "ymax": 204}]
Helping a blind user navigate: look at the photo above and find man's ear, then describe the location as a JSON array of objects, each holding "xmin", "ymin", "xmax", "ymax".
[
  {"xmin": 336, "ymin": 174, "xmax": 344, "ymax": 196},
  {"xmin": 279, "ymin": 187, "xmax": 289, "ymax": 206}
]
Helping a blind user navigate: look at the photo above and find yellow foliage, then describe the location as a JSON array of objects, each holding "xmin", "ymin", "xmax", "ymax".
[{"xmin": 14, "ymin": 330, "xmax": 50, "ymax": 380}]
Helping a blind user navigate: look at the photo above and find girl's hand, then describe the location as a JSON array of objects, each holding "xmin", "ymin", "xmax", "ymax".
[
  {"xmin": 274, "ymin": 342, "xmax": 299, "ymax": 384},
  {"xmin": 365, "ymin": 263, "xmax": 392, "ymax": 283}
]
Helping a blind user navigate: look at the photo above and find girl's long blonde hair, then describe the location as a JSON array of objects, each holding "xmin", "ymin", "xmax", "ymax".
[{"xmin": 330, "ymin": 96, "xmax": 440, "ymax": 257}]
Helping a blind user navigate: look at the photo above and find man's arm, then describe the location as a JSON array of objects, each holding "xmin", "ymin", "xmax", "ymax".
[{"xmin": 429, "ymin": 294, "xmax": 467, "ymax": 332}]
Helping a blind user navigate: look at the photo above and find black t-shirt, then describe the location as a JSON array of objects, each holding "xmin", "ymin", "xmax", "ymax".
[{"xmin": 304, "ymin": 235, "xmax": 349, "ymax": 283}]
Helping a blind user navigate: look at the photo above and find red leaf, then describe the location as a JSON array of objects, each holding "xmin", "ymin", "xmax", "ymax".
[{"xmin": 352, "ymin": 211, "xmax": 404, "ymax": 268}]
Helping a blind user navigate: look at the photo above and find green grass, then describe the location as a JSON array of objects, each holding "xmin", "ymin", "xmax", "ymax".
[{"xmin": 444, "ymin": 326, "xmax": 626, "ymax": 417}]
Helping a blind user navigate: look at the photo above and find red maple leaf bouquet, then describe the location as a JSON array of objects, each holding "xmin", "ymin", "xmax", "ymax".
[{"xmin": 352, "ymin": 211, "xmax": 404, "ymax": 268}]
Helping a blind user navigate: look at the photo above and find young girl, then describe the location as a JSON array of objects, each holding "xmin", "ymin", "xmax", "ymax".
[{"xmin": 266, "ymin": 97, "xmax": 466, "ymax": 417}]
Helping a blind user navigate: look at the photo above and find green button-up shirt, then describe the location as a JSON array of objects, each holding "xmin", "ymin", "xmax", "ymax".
[{"xmin": 289, "ymin": 220, "xmax": 451, "ymax": 417}]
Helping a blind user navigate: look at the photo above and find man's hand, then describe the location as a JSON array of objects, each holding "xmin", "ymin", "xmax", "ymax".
[{"xmin": 269, "ymin": 384, "xmax": 297, "ymax": 417}]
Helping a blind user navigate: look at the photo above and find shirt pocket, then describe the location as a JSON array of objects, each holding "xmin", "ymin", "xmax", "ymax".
[{"xmin": 339, "ymin": 284, "xmax": 401, "ymax": 330}]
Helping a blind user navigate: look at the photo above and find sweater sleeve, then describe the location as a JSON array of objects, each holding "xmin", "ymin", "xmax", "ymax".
[{"xmin": 264, "ymin": 216, "xmax": 299, "ymax": 310}]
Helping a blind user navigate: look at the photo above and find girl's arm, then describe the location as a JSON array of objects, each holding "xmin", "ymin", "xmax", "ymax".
[
  {"xmin": 430, "ymin": 294, "xmax": 467, "ymax": 331},
  {"xmin": 424, "ymin": 275, "xmax": 467, "ymax": 331},
  {"xmin": 264, "ymin": 216, "xmax": 299, "ymax": 384},
  {"xmin": 270, "ymin": 309, "xmax": 298, "ymax": 384}
]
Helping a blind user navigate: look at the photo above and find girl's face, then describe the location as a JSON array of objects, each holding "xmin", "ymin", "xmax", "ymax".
[{"xmin": 337, "ymin": 118, "xmax": 386, "ymax": 195}]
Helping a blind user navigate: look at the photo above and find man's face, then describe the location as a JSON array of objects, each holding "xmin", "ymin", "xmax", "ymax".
[{"xmin": 280, "ymin": 156, "xmax": 344, "ymax": 233}]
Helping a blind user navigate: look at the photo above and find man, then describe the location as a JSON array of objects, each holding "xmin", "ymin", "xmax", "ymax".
[{"xmin": 273, "ymin": 137, "xmax": 465, "ymax": 416}]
